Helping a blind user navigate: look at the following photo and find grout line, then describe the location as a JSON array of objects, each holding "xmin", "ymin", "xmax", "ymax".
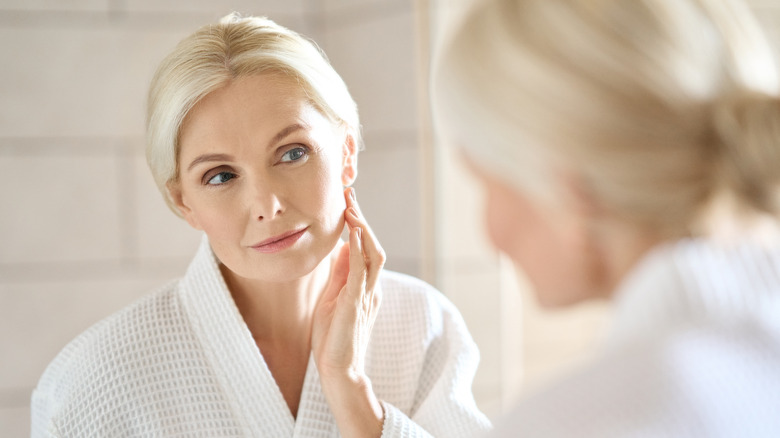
[
  {"xmin": 0, "ymin": 9, "xmax": 301, "ymax": 31},
  {"xmin": 0, "ymin": 136, "xmax": 143, "ymax": 156},
  {"xmin": 0, "ymin": 257, "xmax": 192, "ymax": 284}
]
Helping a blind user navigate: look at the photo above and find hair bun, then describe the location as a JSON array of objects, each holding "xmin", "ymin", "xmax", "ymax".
[{"xmin": 711, "ymin": 92, "xmax": 780, "ymax": 215}]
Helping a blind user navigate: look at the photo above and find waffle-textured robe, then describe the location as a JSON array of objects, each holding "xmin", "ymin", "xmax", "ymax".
[
  {"xmin": 32, "ymin": 236, "xmax": 491, "ymax": 437},
  {"xmin": 491, "ymin": 238, "xmax": 780, "ymax": 437}
]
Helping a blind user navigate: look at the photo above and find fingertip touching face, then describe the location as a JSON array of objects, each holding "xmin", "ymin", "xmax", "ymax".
[{"xmin": 170, "ymin": 73, "xmax": 358, "ymax": 283}]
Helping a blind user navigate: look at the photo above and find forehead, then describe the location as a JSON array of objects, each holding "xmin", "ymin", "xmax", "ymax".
[{"xmin": 178, "ymin": 73, "xmax": 330, "ymax": 154}]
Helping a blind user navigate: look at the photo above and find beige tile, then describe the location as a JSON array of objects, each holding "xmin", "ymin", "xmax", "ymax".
[
  {"xmin": 382, "ymin": 256, "xmax": 420, "ymax": 278},
  {"xmin": 473, "ymin": 390, "xmax": 503, "ymax": 424},
  {"xmin": 0, "ymin": 154, "xmax": 122, "ymax": 264},
  {"xmin": 322, "ymin": 10, "xmax": 419, "ymax": 133},
  {"xmin": 521, "ymin": 341, "xmax": 596, "ymax": 394},
  {"xmin": 353, "ymin": 137, "xmax": 420, "ymax": 261},
  {"xmin": 319, "ymin": 0, "xmax": 394, "ymax": 12},
  {"xmin": 0, "ymin": 275, "xmax": 176, "ymax": 390},
  {"xmin": 0, "ymin": 406, "xmax": 30, "ymax": 438},
  {"xmin": 133, "ymin": 153, "xmax": 203, "ymax": 259},
  {"xmin": 522, "ymin": 288, "xmax": 612, "ymax": 347},
  {"xmin": 122, "ymin": 0, "xmax": 308, "ymax": 17},
  {"xmin": 0, "ymin": 27, "xmax": 189, "ymax": 137},
  {"xmin": 438, "ymin": 143, "xmax": 500, "ymax": 262},
  {"xmin": 498, "ymin": 255, "xmax": 525, "ymax": 406},
  {"xmin": 520, "ymin": 285, "xmax": 612, "ymax": 393},
  {"xmin": 439, "ymin": 265, "xmax": 503, "ymax": 397},
  {"xmin": 0, "ymin": 0, "xmax": 108, "ymax": 11}
]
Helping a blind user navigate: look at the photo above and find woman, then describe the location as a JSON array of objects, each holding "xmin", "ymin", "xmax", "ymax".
[
  {"xmin": 435, "ymin": 0, "xmax": 780, "ymax": 436},
  {"xmin": 31, "ymin": 14, "xmax": 489, "ymax": 437}
]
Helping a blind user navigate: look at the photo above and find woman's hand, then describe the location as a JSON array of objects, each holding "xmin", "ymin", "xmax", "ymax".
[{"xmin": 312, "ymin": 187, "xmax": 386, "ymax": 438}]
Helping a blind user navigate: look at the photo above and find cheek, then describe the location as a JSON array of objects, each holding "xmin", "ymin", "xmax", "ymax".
[
  {"xmin": 482, "ymin": 183, "xmax": 575, "ymax": 305},
  {"xmin": 304, "ymin": 159, "xmax": 347, "ymax": 230},
  {"xmin": 189, "ymin": 196, "xmax": 246, "ymax": 249}
]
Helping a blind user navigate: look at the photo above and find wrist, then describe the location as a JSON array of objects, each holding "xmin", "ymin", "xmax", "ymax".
[{"xmin": 320, "ymin": 372, "xmax": 384, "ymax": 438}]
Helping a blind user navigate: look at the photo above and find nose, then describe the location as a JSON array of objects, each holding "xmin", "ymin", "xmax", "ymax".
[{"xmin": 248, "ymin": 178, "xmax": 284, "ymax": 221}]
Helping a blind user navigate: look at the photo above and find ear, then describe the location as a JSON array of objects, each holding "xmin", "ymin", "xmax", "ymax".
[
  {"xmin": 167, "ymin": 180, "xmax": 203, "ymax": 231},
  {"xmin": 341, "ymin": 131, "xmax": 358, "ymax": 186}
]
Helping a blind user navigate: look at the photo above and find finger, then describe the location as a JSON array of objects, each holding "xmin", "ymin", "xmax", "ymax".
[
  {"xmin": 345, "ymin": 207, "xmax": 386, "ymax": 290},
  {"xmin": 345, "ymin": 186, "xmax": 357, "ymax": 211},
  {"xmin": 346, "ymin": 226, "xmax": 367, "ymax": 304}
]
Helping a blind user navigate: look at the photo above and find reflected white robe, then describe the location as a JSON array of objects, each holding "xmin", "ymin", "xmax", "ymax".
[
  {"xmin": 491, "ymin": 239, "xmax": 780, "ymax": 437},
  {"xmin": 32, "ymin": 236, "xmax": 490, "ymax": 437}
]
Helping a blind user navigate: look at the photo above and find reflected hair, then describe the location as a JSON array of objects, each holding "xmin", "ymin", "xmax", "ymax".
[
  {"xmin": 434, "ymin": 0, "xmax": 780, "ymax": 237},
  {"xmin": 146, "ymin": 13, "xmax": 360, "ymax": 215}
]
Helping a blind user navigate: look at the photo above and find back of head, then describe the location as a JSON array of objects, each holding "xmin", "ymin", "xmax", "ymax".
[
  {"xmin": 146, "ymin": 14, "xmax": 360, "ymax": 215},
  {"xmin": 434, "ymin": 0, "xmax": 780, "ymax": 238}
]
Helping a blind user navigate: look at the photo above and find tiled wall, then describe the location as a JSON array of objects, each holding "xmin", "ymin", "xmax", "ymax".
[{"xmin": 0, "ymin": 0, "xmax": 428, "ymax": 435}]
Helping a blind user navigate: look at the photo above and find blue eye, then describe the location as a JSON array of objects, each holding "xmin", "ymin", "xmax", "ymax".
[
  {"xmin": 206, "ymin": 171, "xmax": 236, "ymax": 185},
  {"xmin": 280, "ymin": 147, "xmax": 307, "ymax": 163}
]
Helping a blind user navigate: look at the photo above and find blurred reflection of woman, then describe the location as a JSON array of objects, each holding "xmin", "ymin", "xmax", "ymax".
[
  {"xmin": 435, "ymin": 0, "xmax": 780, "ymax": 435},
  {"xmin": 32, "ymin": 14, "xmax": 489, "ymax": 438}
]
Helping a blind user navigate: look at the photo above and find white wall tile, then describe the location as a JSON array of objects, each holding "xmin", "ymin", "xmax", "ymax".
[
  {"xmin": 0, "ymin": 406, "xmax": 30, "ymax": 438},
  {"xmin": 0, "ymin": 154, "xmax": 122, "ymax": 264},
  {"xmin": 322, "ymin": 10, "xmax": 419, "ymax": 133},
  {"xmin": 521, "ymin": 287, "xmax": 611, "ymax": 392},
  {"xmin": 353, "ymin": 134, "xmax": 420, "ymax": 263},
  {"xmin": 133, "ymin": 153, "xmax": 202, "ymax": 259},
  {"xmin": 318, "ymin": 0, "xmax": 395, "ymax": 13},
  {"xmin": 0, "ymin": 276, "xmax": 175, "ymax": 389},
  {"xmin": 438, "ymin": 143, "xmax": 500, "ymax": 262},
  {"xmin": 122, "ymin": 0, "xmax": 308, "ymax": 17},
  {"xmin": 439, "ymin": 264, "xmax": 503, "ymax": 415},
  {"xmin": 0, "ymin": 0, "xmax": 108, "ymax": 11},
  {"xmin": 0, "ymin": 27, "xmax": 187, "ymax": 137}
]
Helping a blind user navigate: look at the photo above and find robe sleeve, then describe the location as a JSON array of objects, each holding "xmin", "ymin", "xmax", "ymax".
[
  {"xmin": 31, "ymin": 388, "xmax": 62, "ymax": 438},
  {"xmin": 379, "ymin": 294, "xmax": 492, "ymax": 437}
]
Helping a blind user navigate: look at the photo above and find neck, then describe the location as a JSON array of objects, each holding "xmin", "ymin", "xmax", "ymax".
[
  {"xmin": 220, "ymin": 249, "xmax": 335, "ymax": 351},
  {"xmin": 599, "ymin": 219, "xmax": 664, "ymax": 298}
]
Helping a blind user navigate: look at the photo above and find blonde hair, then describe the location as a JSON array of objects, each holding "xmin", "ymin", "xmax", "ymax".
[
  {"xmin": 146, "ymin": 14, "xmax": 360, "ymax": 215},
  {"xmin": 434, "ymin": 0, "xmax": 780, "ymax": 238}
]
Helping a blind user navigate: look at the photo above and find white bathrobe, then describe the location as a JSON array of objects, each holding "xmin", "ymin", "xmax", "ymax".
[
  {"xmin": 491, "ymin": 238, "xmax": 780, "ymax": 437},
  {"xmin": 31, "ymin": 236, "xmax": 491, "ymax": 437}
]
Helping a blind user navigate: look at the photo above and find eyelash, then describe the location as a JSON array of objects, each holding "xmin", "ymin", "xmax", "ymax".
[
  {"xmin": 204, "ymin": 169, "xmax": 236, "ymax": 186},
  {"xmin": 200, "ymin": 146, "xmax": 310, "ymax": 186},
  {"xmin": 280, "ymin": 146, "xmax": 309, "ymax": 163}
]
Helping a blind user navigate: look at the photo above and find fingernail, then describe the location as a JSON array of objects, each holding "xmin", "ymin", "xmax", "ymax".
[{"xmin": 349, "ymin": 187, "xmax": 357, "ymax": 202}]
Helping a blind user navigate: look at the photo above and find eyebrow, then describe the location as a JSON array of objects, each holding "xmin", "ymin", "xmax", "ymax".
[
  {"xmin": 268, "ymin": 123, "xmax": 309, "ymax": 148},
  {"xmin": 185, "ymin": 123, "xmax": 311, "ymax": 172},
  {"xmin": 187, "ymin": 153, "xmax": 233, "ymax": 171}
]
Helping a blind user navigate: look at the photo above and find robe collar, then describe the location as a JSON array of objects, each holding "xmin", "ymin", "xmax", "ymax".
[
  {"xmin": 178, "ymin": 234, "xmax": 337, "ymax": 437},
  {"xmin": 606, "ymin": 237, "xmax": 780, "ymax": 349}
]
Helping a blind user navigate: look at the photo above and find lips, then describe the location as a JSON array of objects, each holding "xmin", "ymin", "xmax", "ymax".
[{"xmin": 250, "ymin": 227, "xmax": 308, "ymax": 253}]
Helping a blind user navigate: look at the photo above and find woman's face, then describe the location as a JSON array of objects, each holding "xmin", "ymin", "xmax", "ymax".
[{"xmin": 170, "ymin": 74, "xmax": 356, "ymax": 283}]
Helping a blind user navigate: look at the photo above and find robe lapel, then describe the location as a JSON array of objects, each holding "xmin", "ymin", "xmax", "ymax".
[
  {"xmin": 179, "ymin": 235, "xmax": 295, "ymax": 436},
  {"xmin": 293, "ymin": 354, "xmax": 337, "ymax": 438}
]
